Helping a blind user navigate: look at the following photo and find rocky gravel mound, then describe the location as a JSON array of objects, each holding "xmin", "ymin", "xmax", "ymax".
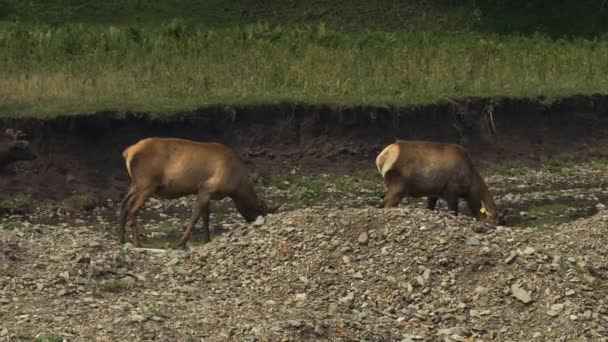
[{"xmin": 2, "ymin": 206, "xmax": 608, "ymax": 341}]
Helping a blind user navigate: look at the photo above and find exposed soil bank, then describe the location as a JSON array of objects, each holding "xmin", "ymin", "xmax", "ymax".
[{"xmin": 1, "ymin": 94, "xmax": 608, "ymax": 202}]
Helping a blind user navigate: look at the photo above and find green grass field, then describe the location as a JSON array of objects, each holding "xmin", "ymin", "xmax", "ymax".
[{"xmin": 1, "ymin": 0, "xmax": 608, "ymax": 117}]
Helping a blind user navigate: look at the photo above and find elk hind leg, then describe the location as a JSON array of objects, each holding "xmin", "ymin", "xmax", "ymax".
[
  {"xmin": 117, "ymin": 186, "xmax": 136, "ymax": 243},
  {"xmin": 379, "ymin": 186, "xmax": 406, "ymax": 208},
  {"xmin": 379, "ymin": 172, "xmax": 406, "ymax": 208},
  {"xmin": 127, "ymin": 187, "xmax": 155, "ymax": 247}
]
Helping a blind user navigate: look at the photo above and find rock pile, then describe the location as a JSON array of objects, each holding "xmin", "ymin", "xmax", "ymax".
[{"xmin": 1, "ymin": 206, "xmax": 608, "ymax": 341}]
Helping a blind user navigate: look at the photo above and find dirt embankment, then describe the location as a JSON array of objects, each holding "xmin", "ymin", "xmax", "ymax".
[{"xmin": 1, "ymin": 94, "xmax": 608, "ymax": 202}]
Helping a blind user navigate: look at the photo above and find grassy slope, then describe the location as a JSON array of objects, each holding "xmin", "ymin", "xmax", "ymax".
[{"xmin": 1, "ymin": 0, "xmax": 608, "ymax": 117}]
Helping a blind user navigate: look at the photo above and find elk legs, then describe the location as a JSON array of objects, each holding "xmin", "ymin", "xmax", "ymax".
[
  {"xmin": 427, "ymin": 196, "xmax": 438, "ymax": 210},
  {"xmin": 127, "ymin": 187, "xmax": 155, "ymax": 247},
  {"xmin": 178, "ymin": 191, "xmax": 211, "ymax": 248},
  {"xmin": 446, "ymin": 196, "xmax": 459, "ymax": 216}
]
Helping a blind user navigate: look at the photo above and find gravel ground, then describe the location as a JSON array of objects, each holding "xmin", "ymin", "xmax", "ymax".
[{"xmin": 2, "ymin": 164, "xmax": 608, "ymax": 341}]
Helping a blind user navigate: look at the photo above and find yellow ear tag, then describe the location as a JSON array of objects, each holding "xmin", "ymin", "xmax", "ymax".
[{"xmin": 480, "ymin": 207, "xmax": 487, "ymax": 214}]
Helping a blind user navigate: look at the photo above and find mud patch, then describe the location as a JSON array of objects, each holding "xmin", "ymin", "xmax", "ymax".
[{"xmin": 510, "ymin": 200, "xmax": 600, "ymax": 228}]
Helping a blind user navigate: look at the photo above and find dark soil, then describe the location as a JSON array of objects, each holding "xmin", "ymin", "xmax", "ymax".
[{"xmin": 1, "ymin": 94, "xmax": 608, "ymax": 204}]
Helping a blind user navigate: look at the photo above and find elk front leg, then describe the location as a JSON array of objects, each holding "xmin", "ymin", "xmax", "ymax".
[
  {"xmin": 446, "ymin": 196, "xmax": 459, "ymax": 216},
  {"xmin": 200, "ymin": 203, "xmax": 210, "ymax": 243},
  {"xmin": 427, "ymin": 196, "xmax": 438, "ymax": 210},
  {"xmin": 178, "ymin": 192, "xmax": 210, "ymax": 248}
]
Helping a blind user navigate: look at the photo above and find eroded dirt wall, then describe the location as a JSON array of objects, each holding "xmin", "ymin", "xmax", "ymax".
[{"xmin": 1, "ymin": 95, "xmax": 608, "ymax": 201}]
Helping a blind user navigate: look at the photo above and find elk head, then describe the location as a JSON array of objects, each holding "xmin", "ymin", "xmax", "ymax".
[{"xmin": 478, "ymin": 200, "xmax": 508, "ymax": 226}]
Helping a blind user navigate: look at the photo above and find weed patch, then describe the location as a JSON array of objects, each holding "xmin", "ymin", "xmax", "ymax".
[
  {"xmin": 0, "ymin": 195, "xmax": 32, "ymax": 215},
  {"xmin": 0, "ymin": 220, "xmax": 24, "ymax": 230},
  {"xmin": 34, "ymin": 334, "xmax": 65, "ymax": 342},
  {"xmin": 257, "ymin": 172, "xmax": 383, "ymax": 209},
  {"xmin": 490, "ymin": 161, "xmax": 529, "ymax": 176},
  {"xmin": 100, "ymin": 277, "xmax": 135, "ymax": 293}
]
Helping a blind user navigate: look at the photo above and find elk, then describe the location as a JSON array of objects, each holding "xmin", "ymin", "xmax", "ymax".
[
  {"xmin": 0, "ymin": 129, "xmax": 36, "ymax": 169},
  {"xmin": 118, "ymin": 137, "xmax": 279, "ymax": 248},
  {"xmin": 376, "ymin": 140, "xmax": 506, "ymax": 225}
]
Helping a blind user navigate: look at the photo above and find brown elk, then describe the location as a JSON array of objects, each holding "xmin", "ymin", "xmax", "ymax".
[
  {"xmin": 118, "ymin": 137, "xmax": 279, "ymax": 248},
  {"xmin": 376, "ymin": 140, "xmax": 506, "ymax": 225},
  {"xmin": 0, "ymin": 129, "xmax": 36, "ymax": 169}
]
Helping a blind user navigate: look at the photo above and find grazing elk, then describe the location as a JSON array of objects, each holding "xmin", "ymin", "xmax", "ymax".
[
  {"xmin": 118, "ymin": 137, "xmax": 279, "ymax": 248},
  {"xmin": 376, "ymin": 140, "xmax": 506, "ymax": 225},
  {"xmin": 0, "ymin": 129, "xmax": 36, "ymax": 169}
]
